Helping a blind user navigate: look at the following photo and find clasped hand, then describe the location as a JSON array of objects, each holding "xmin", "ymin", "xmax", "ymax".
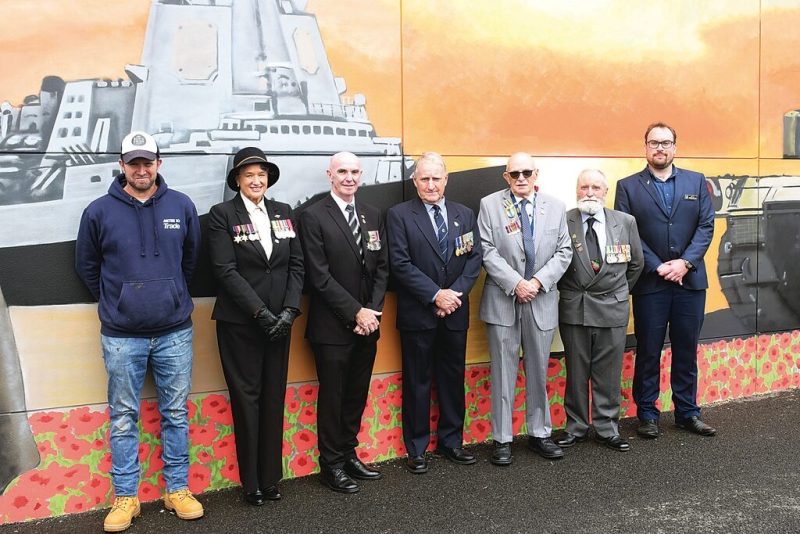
[
  {"xmin": 657, "ymin": 259, "xmax": 689, "ymax": 285},
  {"xmin": 354, "ymin": 307, "xmax": 382, "ymax": 336},
  {"xmin": 515, "ymin": 278, "xmax": 541, "ymax": 303},
  {"xmin": 434, "ymin": 289, "xmax": 463, "ymax": 318}
]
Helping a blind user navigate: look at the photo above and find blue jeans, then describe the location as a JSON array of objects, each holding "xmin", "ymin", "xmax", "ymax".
[{"xmin": 102, "ymin": 326, "xmax": 193, "ymax": 496}]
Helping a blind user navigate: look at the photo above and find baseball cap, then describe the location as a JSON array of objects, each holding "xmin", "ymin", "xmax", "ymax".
[{"xmin": 121, "ymin": 131, "xmax": 160, "ymax": 163}]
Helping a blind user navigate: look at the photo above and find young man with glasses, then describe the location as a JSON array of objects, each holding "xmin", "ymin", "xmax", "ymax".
[
  {"xmin": 614, "ymin": 122, "xmax": 716, "ymax": 439},
  {"xmin": 477, "ymin": 152, "xmax": 572, "ymax": 466}
]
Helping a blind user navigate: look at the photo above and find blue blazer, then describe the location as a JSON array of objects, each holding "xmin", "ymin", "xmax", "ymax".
[
  {"xmin": 387, "ymin": 197, "xmax": 482, "ymax": 331},
  {"xmin": 614, "ymin": 166, "xmax": 714, "ymax": 294}
]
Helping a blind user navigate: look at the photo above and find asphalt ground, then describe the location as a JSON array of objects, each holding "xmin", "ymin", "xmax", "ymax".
[{"xmin": 3, "ymin": 390, "xmax": 799, "ymax": 534}]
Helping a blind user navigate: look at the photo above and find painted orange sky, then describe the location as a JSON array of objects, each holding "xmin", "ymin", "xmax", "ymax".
[{"xmin": 1, "ymin": 0, "xmax": 799, "ymax": 163}]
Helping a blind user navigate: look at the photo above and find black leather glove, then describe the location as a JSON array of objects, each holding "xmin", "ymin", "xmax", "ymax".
[
  {"xmin": 268, "ymin": 308, "xmax": 300, "ymax": 341},
  {"xmin": 255, "ymin": 306, "xmax": 278, "ymax": 334}
]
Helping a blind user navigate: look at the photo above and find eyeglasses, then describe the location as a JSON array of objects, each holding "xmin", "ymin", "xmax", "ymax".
[
  {"xmin": 507, "ymin": 169, "xmax": 535, "ymax": 180},
  {"xmin": 646, "ymin": 140, "xmax": 675, "ymax": 149}
]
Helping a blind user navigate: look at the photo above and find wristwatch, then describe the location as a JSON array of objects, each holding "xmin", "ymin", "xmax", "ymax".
[{"xmin": 682, "ymin": 259, "xmax": 693, "ymax": 271}]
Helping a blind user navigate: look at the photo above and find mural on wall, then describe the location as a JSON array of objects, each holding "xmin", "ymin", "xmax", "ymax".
[
  {"xmin": 716, "ymin": 174, "xmax": 800, "ymax": 332},
  {"xmin": 0, "ymin": 0, "xmax": 406, "ymax": 495},
  {"xmin": 0, "ymin": 0, "xmax": 404, "ymax": 305},
  {"xmin": 2, "ymin": 0, "xmax": 800, "ymax": 524}
]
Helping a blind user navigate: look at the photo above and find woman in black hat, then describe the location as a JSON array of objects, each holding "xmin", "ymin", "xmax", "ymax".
[{"xmin": 207, "ymin": 147, "xmax": 304, "ymax": 505}]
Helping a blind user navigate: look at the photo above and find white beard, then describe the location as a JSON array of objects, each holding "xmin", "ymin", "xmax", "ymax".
[{"xmin": 577, "ymin": 198, "xmax": 603, "ymax": 215}]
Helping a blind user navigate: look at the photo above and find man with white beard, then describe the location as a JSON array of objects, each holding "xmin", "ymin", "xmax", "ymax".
[{"xmin": 555, "ymin": 169, "xmax": 643, "ymax": 451}]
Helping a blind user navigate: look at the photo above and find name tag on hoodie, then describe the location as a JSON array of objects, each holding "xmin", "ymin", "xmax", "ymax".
[{"xmin": 163, "ymin": 218, "xmax": 181, "ymax": 230}]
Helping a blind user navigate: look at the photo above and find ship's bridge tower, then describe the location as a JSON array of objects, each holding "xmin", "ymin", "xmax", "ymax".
[
  {"xmin": 129, "ymin": 0, "xmax": 368, "ymax": 144},
  {"xmin": 130, "ymin": 0, "xmax": 235, "ymax": 141}
]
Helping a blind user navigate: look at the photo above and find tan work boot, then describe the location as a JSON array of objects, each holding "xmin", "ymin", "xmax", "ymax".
[
  {"xmin": 164, "ymin": 488, "xmax": 204, "ymax": 520},
  {"xmin": 103, "ymin": 496, "xmax": 141, "ymax": 532}
]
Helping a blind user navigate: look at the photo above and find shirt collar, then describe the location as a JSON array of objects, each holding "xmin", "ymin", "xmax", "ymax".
[
  {"xmin": 425, "ymin": 197, "xmax": 446, "ymax": 212},
  {"xmin": 240, "ymin": 192, "xmax": 266, "ymax": 214},
  {"xmin": 330, "ymin": 192, "xmax": 354, "ymax": 213},
  {"xmin": 510, "ymin": 191, "xmax": 536, "ymax": 204},
  {"xmin": 580, "ymin": 207, "xmax": 606, "ymax": 224},
  {"xmin": 647, "ymin": 165, "xmax": 678, "ymax": 183}
]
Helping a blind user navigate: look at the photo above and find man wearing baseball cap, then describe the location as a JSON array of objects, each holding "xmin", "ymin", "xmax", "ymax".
[{"xmin": 76, "ymin": 131, "xmax": 204, "ymax": 531}]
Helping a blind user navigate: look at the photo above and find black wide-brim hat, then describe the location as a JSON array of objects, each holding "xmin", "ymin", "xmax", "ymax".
[{"xmin": 226, "ymin": 147, "xmax": 280, "ymax": 191}]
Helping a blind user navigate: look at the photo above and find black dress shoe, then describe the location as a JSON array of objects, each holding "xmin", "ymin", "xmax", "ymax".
[
  {"xmin": 490, "ymin": 442, "xmax": 512, "ymax": 466},
  {"xmin": 436, "ymin": 446, "xmax": 477, "ymax": 465},
  {"xmin": 637, "ymin": 420, "xmax": 660, "ymax": 439},
  {"xmin": 676, "ymin": 416, "xmax": 717, "ymax": 437},
  {"xmin": 555, "ymin": 433, "xmax": 586, "ymax": 448},
  {"xmin": 244, "ymin": 490, "xmax": 265, "ymax": 506},
  {"xmin": 261, "ymin": 485, "xmax": 281, "ymax": 501},
  {"xmin": 344, "ymin": 458, "xmax": 383, "ymax": 480},
  {"xmin": 527, "ymin": 437, "xmax": 564, "ymax": 459},
  {"xmin": 321, "ymin": 468, "xmax": 359, "ymax": 494},
  {"xmin": 595, "ymin": 435, "xmax": 630, "ymax": 452},
  {"xmin": 406, "ymin": 455, "xmax": 428, "ymax": 474}
]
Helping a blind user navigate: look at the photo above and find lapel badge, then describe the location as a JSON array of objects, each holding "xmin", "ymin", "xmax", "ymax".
[{"xmin": 454, "ymin": 221, "xmax": 459, "ymax": 227}]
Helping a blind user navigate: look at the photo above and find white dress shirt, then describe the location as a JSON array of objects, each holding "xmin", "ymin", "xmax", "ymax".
[
  {"xmin": 581, "ymin": 208, "xmax": 606, "ymax": 259},
  {"xmin": 241, "ymin": 193, "xmax": 272, "ymax": 259}
]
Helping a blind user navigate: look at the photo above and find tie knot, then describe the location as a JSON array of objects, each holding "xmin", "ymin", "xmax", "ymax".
[
  {"xmin": 587, "ymin": 216, "xmax": 596, "ymax": 228},
  {"xmin": 431, "ymin": 204, "xmax": 441, "ymax": 213},
  {"xmin": 346, "ymin": 204, "xmax": 354, "ymax": 213}
]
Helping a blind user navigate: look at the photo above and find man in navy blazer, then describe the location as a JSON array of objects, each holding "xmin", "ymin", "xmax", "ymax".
[
  {"xmin": 387, "ymin": 152, "xmax": 482, "ymax": 474},
  {"xmin": 614, "ymin": 122, "xmax": 716, "ymax": 439}
]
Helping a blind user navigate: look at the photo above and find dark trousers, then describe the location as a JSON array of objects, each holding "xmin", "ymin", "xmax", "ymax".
[
  {"xmin": 311, "ymin": 339, "xmax": 377, "ymax": 471},
  {"xmin": 560, "ymin": 323, "xmax": 626, "ymax": 439},
  {"xmin": 632, "ymin": 286, "xmax": 706, "ymax": 422},
  {"xmin": 216, "ymin": 321, "xmax": 290, "ymax": 493},
  {"xmin": 400, "ymin": 325, "xmax": 467, "ymax": 456}
]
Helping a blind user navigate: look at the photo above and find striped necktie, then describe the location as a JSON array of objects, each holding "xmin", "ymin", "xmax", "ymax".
[
  {"xmin": 519, "ymin": 199, "xmax": 535, "ymax": 279},
  {"xmin": 346, "ymin": 204, "xmax": 362, "ymax": 255},
  {"xmin": 432, "ymin": 204, "xmax": 447, "ymax": 258}
]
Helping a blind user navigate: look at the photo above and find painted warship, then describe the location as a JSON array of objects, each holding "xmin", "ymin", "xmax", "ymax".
[{"xmin": 0, "ymin": 0, "xmax": 404, "ymax": 251}]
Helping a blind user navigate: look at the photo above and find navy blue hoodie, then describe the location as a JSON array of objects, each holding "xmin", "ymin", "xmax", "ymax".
[{"xmin": 75, "ymin": 174, "xmax": 201, "ymax": 337}]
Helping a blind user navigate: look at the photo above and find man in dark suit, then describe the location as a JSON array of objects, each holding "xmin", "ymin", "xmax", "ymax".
[
  {"xmin": 386, "ymin": 152, "xmax": 482, "ymax": 474},
  {"xmin": 614, "ymin": 122, "xmax": 717, "ymax": 439},
  {"xmin": 556, "ymin": 169, "xmax": 643, "ymax": 452},
  {"xmin": 299, "ymin": 152, "xmax": 389, "ymax": 493}
]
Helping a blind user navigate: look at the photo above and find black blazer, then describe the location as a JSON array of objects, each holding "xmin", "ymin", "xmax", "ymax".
[
  {"xmin": 207, "ymin": 194, "xmax": 304, "ymax": 324},
  {"xmin": 299, "ymin": 194, "xmax": 389, "ymax": 345},
  {"xmin": 386, "ymin": 197, "xmax": 482, "ymax": 331}
]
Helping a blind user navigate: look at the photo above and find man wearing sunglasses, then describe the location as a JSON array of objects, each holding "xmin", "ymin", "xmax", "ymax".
[
  {"xmin": 477, "ymin": 152, "xmax": 572, "ymax": 466},
  {"xmin": 614, "ymin": 122, "xmax": 716, "ymax": 439}
]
